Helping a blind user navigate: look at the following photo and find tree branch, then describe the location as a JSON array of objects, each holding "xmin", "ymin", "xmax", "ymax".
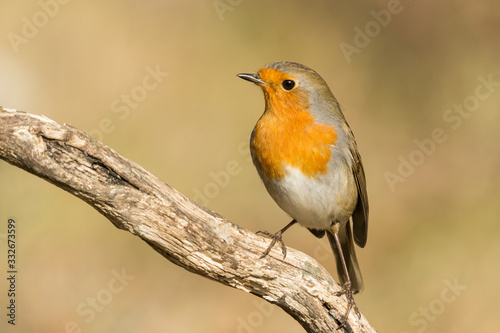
[{"xmin": 0, "ymin": 107, "xmax": 376, "ymax": 333}]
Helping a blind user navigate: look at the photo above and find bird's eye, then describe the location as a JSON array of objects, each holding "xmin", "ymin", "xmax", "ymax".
[{"xmin": 282, "ymin": 80, "xmax": 295, "ymax": 90}]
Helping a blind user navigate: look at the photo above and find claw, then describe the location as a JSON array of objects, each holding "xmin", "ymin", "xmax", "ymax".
[
  {"xmin": 334, "ymin": 282, "xmax": 360, "ymax": 330},
  {"xmin": 257, "ymin": 229, "xmax": 287, "ymax": 259},
  {"xmin": 256, "ymin": 220, "xmax": 297, "ymax": 259}
]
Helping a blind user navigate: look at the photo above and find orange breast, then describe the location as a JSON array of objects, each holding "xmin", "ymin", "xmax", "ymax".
[{"xmin": 251, "ymin": 97, "xmax": 337, "ymax": 180}]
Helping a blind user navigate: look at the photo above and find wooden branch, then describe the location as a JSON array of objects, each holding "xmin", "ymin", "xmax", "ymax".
[{"xmin": 0, "ymin": 107, "xmax": 377, "ymax": 333}]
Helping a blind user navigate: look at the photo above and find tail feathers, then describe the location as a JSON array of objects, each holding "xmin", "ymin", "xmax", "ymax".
[{"xmin": 327, "ymin": 222, "xmax": 364, "ymax": 294}]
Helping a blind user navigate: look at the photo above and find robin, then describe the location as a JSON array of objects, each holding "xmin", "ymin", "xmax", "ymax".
[{"xmin": 237, "ymin": 62, "xmax": 369, "ymax": 326}]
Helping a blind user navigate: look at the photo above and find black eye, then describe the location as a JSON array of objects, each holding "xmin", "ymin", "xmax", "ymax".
[{"xmin": 282, "ymin": 80, "xmax": 295, "ymax": 90}]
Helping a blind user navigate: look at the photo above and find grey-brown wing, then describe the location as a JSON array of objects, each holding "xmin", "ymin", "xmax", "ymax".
[{"xmin": 348, "ymin": 129, "xmax": 369, "ymax": 248}]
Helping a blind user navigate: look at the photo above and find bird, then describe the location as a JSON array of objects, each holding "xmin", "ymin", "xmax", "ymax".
[{"xmin": 237, "ymin": 61, "xmax": 369, "ymax": 326}]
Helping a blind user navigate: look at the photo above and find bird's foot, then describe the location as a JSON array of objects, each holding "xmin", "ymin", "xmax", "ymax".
[
  {"xmin": 334, "ymin": 282, "xmax": 361, "ymax": 330},
  {"xmin": 256, "ymin": 229, "xmax": 288, "ymax": 259},
  {"xmin": 256, "ymin": 220, "xmax": 297, "ymax": 259}
]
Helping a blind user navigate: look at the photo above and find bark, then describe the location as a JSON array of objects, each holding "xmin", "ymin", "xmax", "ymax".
[{"xmin": 0, "ymin": 107, "xmax": 377, "ymax": 333}]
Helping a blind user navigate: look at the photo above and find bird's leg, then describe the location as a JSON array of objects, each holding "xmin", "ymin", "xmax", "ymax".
[
  {"xmin": 256, "ymin": 220, "xmax": 297, "ymax": 259},
  {"xmin": 331, "ymin": 231, "xmax": 361, "ymax": 329}
]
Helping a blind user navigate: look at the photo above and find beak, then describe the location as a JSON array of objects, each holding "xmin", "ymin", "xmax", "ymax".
[{"xmin": 237, "ymin": 73, "xmax": 265, "ymax": 85}]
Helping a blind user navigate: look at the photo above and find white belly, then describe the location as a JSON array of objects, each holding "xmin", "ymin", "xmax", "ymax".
[{"xmin": 262, "ymin": 165, "xmax": 357, "ymax": 230}]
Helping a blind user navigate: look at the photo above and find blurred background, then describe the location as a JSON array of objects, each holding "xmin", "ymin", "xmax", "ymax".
[{"xmin": 1, "ymin": 1, "xmax": 499, "ymax": 332}]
